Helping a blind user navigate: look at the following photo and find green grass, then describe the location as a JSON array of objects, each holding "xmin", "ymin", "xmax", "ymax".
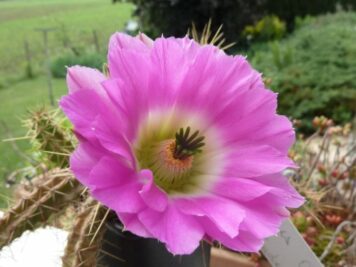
[{"xmin": 0, "ymin": 0, "xmax": 133, "ymax": 76}]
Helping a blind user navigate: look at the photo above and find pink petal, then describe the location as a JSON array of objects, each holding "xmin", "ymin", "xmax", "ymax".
[
  {"xmin": 139, "ymin": 169, "xmax": 168, "ymax": 212},
  {"xmin": 213, "ymin": 178, "xmax": 272, "ymax": 202},
  {"xmin": 239, "ymin": 198, "xmax": 289, "ymax": 239},
  {"xmin": 251, "ymin": 173, "xmax": 305, "ymax": 208},
  {"xmin": 60, "ymin": 90, "xmax": 104, "ymax": 139},
  {"xmin": 92, "ymin": 182, "xmax": 146, "ymax": 213},
  {"xmin": 60, "ymin": 89, "xmax": 115, "ymax": 140},
  {"xmin": 70, "ymin": 141, "xmax": 105, "ymax": 184},
  {"xmin": 109, "ymin": 32, "xmax": 151, "ymax": 52},
  {"xmin": 108, "ymin": 32, "xmax": 151, "ymax": 79},
  {"xmin": 138, "ymin": 205, "xmax": 204, "ymax": 255},
  {"xmin": 60, "ymin": 89, "xmax": 133, "ymax": 162},
  {"xmin": 91, "ymin": 115, "xmax": 134, "ymax": 163},
  {"xmin": 175, "ymin": 196, "xmax": 245, "ymax": 238},
  {"xmin": 202, "ymin": 217, "xmax": 264, "ymax": 252},
  {"xmin": 209, "ymin": 86, "xmax": 294, "ymax": 155},
  {"xmin": 221, "ymin": 230, "xmax": 264, "ymax": 252},
  {"xmin": 88, "ymin": 156, "xmax": 134, "ymax": 190},
  {"xmin": 67, "ymin": 66, "xmax": 106, "ymax": 94},
  {"xmin": 224, "ymin": 113, "xmax": 295, "ymax": 154},
  {"xmin": 242, "ymin": 115, "xmax": 295, "ymax": 153},
  {"xmin": 224, "ymin": 145, "xmax": 296, "ymax": 178},
  {"xmin": 137, "ymin": 32, "xmax": 153, "ymax": 48},
  {"xmin": 150, "ymin": 37, "xmax": 189, "ymax": 95},
  {"xmin": 175, "ymin": 53, "xmax": 264, "ymax": 123},
  {"xmin": 174, "ymin": 36, "xmax": 202, "ymax": 54},
  {"xmin": 117, "ymin": 212, "xmax": 153, "ymax": 238},
  {"xmin": 212, "ymin": 86, "xmax": 277, "ymax": 145},
  {"xmin": 102, "ymin": 78, "xmax": 148, "ymax": 141}
]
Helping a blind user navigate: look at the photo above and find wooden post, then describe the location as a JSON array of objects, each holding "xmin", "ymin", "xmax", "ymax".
[
  {"xmin": 23, "ymin": 40, "xmax": 33, "ymax": 78},
  {"xmin": 24, "ymin": 40, "xmax": 31, "ymax": 67},
  {"xmin": 35, "ymin": 28, "xmax": 57, "ymax": 106},
  {"xmin": 92, "ymin": 30, "xmax": 100, "ymax": 53}
]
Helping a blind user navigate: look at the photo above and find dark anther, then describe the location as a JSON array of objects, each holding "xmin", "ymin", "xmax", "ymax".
[{"xmin": 174, "ymin": 126, "xmax": 205, "ymax": 159}]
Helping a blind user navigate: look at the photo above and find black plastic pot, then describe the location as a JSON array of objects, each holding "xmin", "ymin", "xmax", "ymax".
[{"xmin": 98, "ymin": 217, "xmax": 211, "ymax": 267}]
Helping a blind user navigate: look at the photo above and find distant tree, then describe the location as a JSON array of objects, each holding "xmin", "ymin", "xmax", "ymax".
[{"xmin": 128, "ymin": 0, "xmax": 356, "ymax": 44}]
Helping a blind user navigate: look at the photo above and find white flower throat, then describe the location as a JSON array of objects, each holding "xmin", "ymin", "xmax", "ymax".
[{"xmin": 134, "ymin": 108, "xmax": 224, "ymax": 195}]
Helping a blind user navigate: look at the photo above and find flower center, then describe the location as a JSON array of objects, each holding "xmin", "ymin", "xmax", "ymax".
[
  {"xmin": 134, "ymin": 109, "xmax": 224, "ymax": 196},
  {"xmin": 135, "ymin": 126, "xmax": 206, "ymax": 194},
  {"xmin": 154, "ymin": 139, "xmax": 193, "ymax": 185}
]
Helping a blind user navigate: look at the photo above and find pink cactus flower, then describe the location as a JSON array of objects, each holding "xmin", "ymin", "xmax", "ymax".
[{"xmin": 60, "ymin": 32, "xmax": 304, "ymax": 255}]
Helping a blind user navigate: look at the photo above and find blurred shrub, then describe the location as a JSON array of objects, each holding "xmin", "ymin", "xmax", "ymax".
[
  {"xmin": 128, "ymin": 0, "xmax": 262, "ymax": 44},
  {"xmin": 252, "ymin": 12, "xmax": 356, "ymax": 132},
  {"xmin": 243, "ymin": 15, "xmax": 286, "ymax": 42},
  {"xmin": 50, "ymin": 53, "xmax": 105, "ymax": 78},
  {"xmin": 128, "ymin": 0, "xmax": 356, "ymax": 44},
  {"xmin": 0, "ymin": 74, "xmax": 34, "ymax": 90},
  {"xmin": 263, "ymin": 0, "xmax": 356, "ymax": 30}
]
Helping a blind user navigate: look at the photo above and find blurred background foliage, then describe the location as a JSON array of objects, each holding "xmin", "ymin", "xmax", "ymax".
[
  {"xmin": 250, "ymin": 12, "xmax": 356, "ymax": 132},
  {"xmin": 242, "ymin": 15, "xmax": 287, "ymax": 42},
  {"xmin": 50, "ymin": 52, "xmax": 106, "ymax": 78}
]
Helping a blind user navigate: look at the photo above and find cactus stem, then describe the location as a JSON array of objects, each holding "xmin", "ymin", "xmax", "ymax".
[{"xmin": 62, "ymin": 198, "xmax": 109, "ymax": 267}]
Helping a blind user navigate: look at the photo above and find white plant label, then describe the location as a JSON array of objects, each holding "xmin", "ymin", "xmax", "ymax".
[{"xmin": 262, "ymin": 219, "xmax": 324, "ymax": 267}]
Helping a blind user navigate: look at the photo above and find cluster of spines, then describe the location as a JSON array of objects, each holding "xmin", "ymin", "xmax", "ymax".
[{"xmin": 26, "ymin": 108, "xmax": 74, "ymax": 168}]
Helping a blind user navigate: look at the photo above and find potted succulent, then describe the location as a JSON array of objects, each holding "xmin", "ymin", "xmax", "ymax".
[{"xmin": 0, "ymin": 27, "xmax": 304, "ymax": 267}]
